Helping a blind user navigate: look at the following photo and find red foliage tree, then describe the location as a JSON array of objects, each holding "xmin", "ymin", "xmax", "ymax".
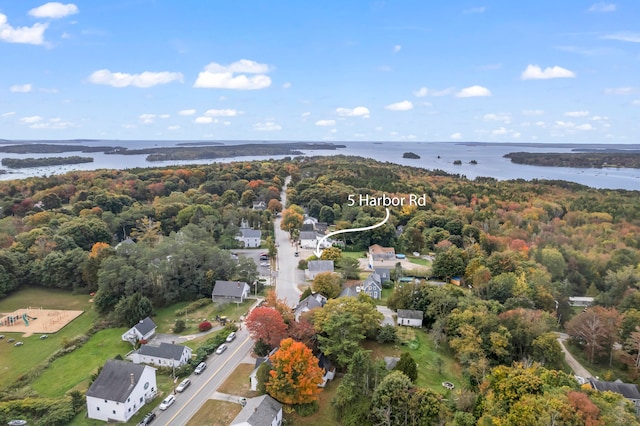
[
  {"xmin": 245, "ymin": 307, "xmax": 288, "ymax": 347},
  {"xmin": 198, "ymin": 321, "xmax": 212, "ymax": 332}
]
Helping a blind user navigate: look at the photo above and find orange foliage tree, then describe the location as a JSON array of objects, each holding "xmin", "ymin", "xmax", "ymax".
[
  {"xmin": 245, "ymin": 306, "xmax": 288, "ymax": 347},
  {"xmin": 266, "ymin": 338, "xmax": 324, "ymax": 404}
]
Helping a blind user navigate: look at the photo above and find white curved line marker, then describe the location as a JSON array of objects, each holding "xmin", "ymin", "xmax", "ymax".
[{"xmin": 314, "ymin": 208, "xmax": 390, "ymax": 257}]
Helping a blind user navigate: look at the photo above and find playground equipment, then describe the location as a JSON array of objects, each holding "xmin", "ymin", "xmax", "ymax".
[{"xmin": 22, "ymin": 313, "xmax": 37, "ymax": 326}]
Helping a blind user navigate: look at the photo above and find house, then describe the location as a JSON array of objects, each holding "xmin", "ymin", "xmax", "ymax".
[
  {"xmin": 231, "ymin": 394, "xmax": 283, "ymax": 426},
  {"xmin": 375, "ymin": 268, "xmax": 391, "ymax": 283},
  {"xmin": 589, "ymin": 379, "xmax": 640, "ymax": 415},
  {"xmin": 397, "ymin": 309, "xmax": 424, "ymax": 327},
  {"xmin": 317, "ymin": 353, "xmax": 336, "ymax": 387},
  {"xmin": 362, "ymin": 273, "xmax": 382, "ymax": 299},
  {"xmin": 252, "ymin": 201, "xmax": 267, "ymax": 211},
  {"xmin": 299, "ymin": 231, "xmax": 320, "ymax": 249},
  {"xmin": 121, "ymin": 317, "xmax": 157, "ymax": 344},
  {"xmin": 85, "ymin": 359, "xmax": 157, "ymax": 423},
  {"xmin": 338, "ymin": 285, "xmax": 360, "ymax": 298},
  {"xmin": 450, "ymin": 276, "xmax": 462, "ymax": 286},
  {"xmin": 236, "ymin": 228, "xmax": 262, "ymax": 248},
  {"xmin": 368, "ymin": 244, "xmax": 396, "ymax": 264},
  {"xmin": 315, "ymin": 222, "xmax": 328, "ymax": 234},
  {"xmin": 212, "ymin": 281, "xmax": 251, "ymax": 303},
  {"xmin": 569, "ymin": 296, "xmax": 595, "ymax": 307},
  {"xmin": 293, "ymin": 293, "xmax": 327, "ymax": 321},
  {"xmin": 250, "ymin": 348, "xmax": 277, "ymax": 391},
  {"xmin": 301, "ymin": 223, "xmax": 315, "ymax": 232},
  {"xmin": 305, "ymin": 260, "xmax": 335, "ymax": 280},
  {"xmin": 128, "ymin": 342, "xmax": 192, "ymax": 368}
]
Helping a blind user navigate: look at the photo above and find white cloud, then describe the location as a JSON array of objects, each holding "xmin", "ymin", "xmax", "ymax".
[
  {"xmin": 450, "ymin": 132, "xmax": 462, "ymax": 139},
  {"xmin": 463, "ymin": 6, "xmax": 486, "ymax": 14},
  {"xmin": 601, "ymin": 32, "xmax": 640, "ymax": 43},
  {"xmin": 167, "ymin": 125, "xmax": 180, "ymax": 131},
  {"xmin": 576, "ymin": 123, "xmax": 594, "ymax": 130},
  {"xmin": 138, "ymin": 114, "xmax": 155, "ymax": 124},
  {"xmin": 455, "ymin": 85, "xmax": 491, "ymax": 97},
  {"xmin": 301, "ymin": 112, "xmax": 311, "ymax": 117},
  {"xmin": 20, "ymin": 115, "xmax": 43, "ymax": 124},
  {"xmin": 406, "ymin": 134, "xmax": 416, "ymax": 140},
  {"xmin": 336, "ymin": 106, "xmax": 370, "ymax": 118},
  {"xmin": 178, "ymin": 109, "xmax": 196, "ymax": 116},
  {"xmin": 88, "ymin": 69, "xmax": 183, "ymax": 88},
  {"xmin": 587, "ymin": 2, "xmax": 616, "ymax": 12},
  {"xmin": 591, "ymin": 115, "xmax": 609, "ymax": 121},
  {"xmin": 0, "ymin": 13, "xmax": 48, "ymax": 45},
  {"xmin": 29, "ymin": 117, "xmax": 74, "ymax": 129},
  {"xmin": 194, "ymin": 59, "xmax": 271, "ymax": 90},
  {"xmin": 330, "ymin": 128, "xmax": 337, "ymax": 134},
  {"xmin": 564, "ymin": 110, "xmax": 589, "ymax": 117},
  {"xmin": 535, "ymin": 121, "xmax": 546, "ymax": 128},
  {"xmin": 29, "ymin": 2, "xmax": 79, "ymax": 19},
  {"xmin": 385, "ymin": 100, "xmax": 413, "ymax": 111},
  {"xmin": 159, "ymin": 114, "xmax": 170, "ymax": 119},
  {"xmin": 512, "ymin": 132, "xmax": 521, "ymax": 138},
  {"xmin": 604, "ymin": 87, "xmax": 634, "ymax": 95},
  {"xmin": 483, "ymin": 113, "xmax": 512, "ymax": 123},
  {"xmin": 253, "ymin": 121, "xmax": 281, "ymax": 131},
  {"xmin": 282, "ymin": 82, "xmax": 292, "ymax": 89},
  {"xmin": 521, "ymin": 64, "xmax": 576, "ymax": 80},
  {"xmin": 374, "ymin": 126, "xmax": 383, "ymax": 131},
  {"xmin": 393, "ymin": 44, "xmax": 402, "ymax": 53},
  {"xmin": 10, "ymin": 84, "xmax": 33, "ymax": 93},
  {"xmin": 492, "ymin": 127, "xmax": 508, "ymax": 135},
  {"xmin": 194, "ymin": 116, "xmax": 213, "ymax": 124},
  {"xmin": 413, "ymin": 86, "xmax": 454, "ymax": 97},
  {"xmin": 632, "ymin": 99, "xmax": 640, "ymax": 105},
  {"xmin": 204, "ymin": 109, "xmax": 240, "ymax": 117},
  {"xmin": 2, "ymin": 111, "xmax": 16, "ymax": 118},
  {"xmin": 554, "ymin": 120, "xmax": 575, "ymax": 129},
  {"xmin": 522, "ymin": 109, "xmax": 545, "ymax": 116},
  {"xmin": 315, "ymin": 119, "xmax": 336, "ymax": 126}
]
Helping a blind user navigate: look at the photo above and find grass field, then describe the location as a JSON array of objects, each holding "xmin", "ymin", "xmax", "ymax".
[
  {"xmin": 217, "ymin": 363, "xmax": 258, "ymax": 398},
  {"xmin": 286, "ymin": 378, "xmax": 340, "ymax": 425},
  {"xmin": 186, "ymin": 400, "xmax": 242, "ymax": 426},
  {"xmin": 0, "ymin": 287, "xmax": 97, "ymax": 392},
  {"xmin": 153, "ymin": 299, "xmax": 253, "ymax": 334},
  {"xmin": 407, "ymin": 255, "xmax": 431, "ymax": 267}
]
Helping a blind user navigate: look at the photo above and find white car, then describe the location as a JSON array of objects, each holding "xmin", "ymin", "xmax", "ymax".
[
  {"xmin": 194, "ymin": 362, "xmax": 206, "ymax": 374},
  {"xmin": 159, "ymin": 395, "xmax": 175, "ymax": 410},
  {"xmin": 226, "ymin": 332, "xmax": 236, "ymax": 342},
  {"xmin": 216, "ymin": 343, "xmax": 227, "ymax": 354},
  {"xmin": 176, "ymin": 378, "xmax": 191, "ymax": 393}
]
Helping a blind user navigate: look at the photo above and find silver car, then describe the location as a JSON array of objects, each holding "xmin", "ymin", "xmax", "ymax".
[{"xmin": 176, "ymin": 378, "xmax": 191, "ymax": 392}]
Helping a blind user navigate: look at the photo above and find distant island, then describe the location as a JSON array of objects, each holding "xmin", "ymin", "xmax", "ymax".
[
  {"xmin": 403, "ymin": 152, "xmax": 421, "ymax": 159},
  {"xmin": 113, "ymin": 142, "xmax": 346, "ymax": 162},
  {"xmin": 0, "ymin": 144, "xmax": 122, "ymax": 154},
  {"xmin": 504, "ymin": 152, "xmax": 640, "ymax": 169},
  {"xmin": 469, "ymin": 160, "xmax": 478, "ymax": 165},
  {"xmin": 453, "ymin": 160, "xmax": 462, "ymax": 165},
  {"xmin": 1, "ymin": 156, "xmax": 94, "ymax": 169}
]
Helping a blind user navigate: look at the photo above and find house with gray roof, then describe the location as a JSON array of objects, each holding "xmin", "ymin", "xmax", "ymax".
[
  {"xmin": 397, "ymin": 309, "xmax": 424, "ymax": 327},
  {"xmin": 299, "ymin": 230, "xmax": 320, "ymax": 249},
  {"xmin": 339, "ymin": 285, "xmax": 360, "ymax": 298},
  {"xmin": 305, "ymin": 260, "xmax": 335, "ymax": 280},
  {"xmin": 121, "ymin": 317, "xmax": 157, "ymax": 344},
  {"xmin": 128, "ymin": 342, "xmax": 192, "ymax": 367},
  {"xmin": 589, "ymin": 378, "xmax": 640, "ymax": 415},
  {"xmin": 236, "ymin": 228, "xmax": 262, "ymax": 248},
  {"xmin": 231, "ymin": 394, "xmax": 283, "ymax": 426},
  {"xmin": 362, "ymin": 273, "xmax": 382, "ymax": 299},
  {"xmin": 294, "ymin": 293, "xmax": 327, "ymax": 321},
  {"xmin": 212, "ymin": 280, "xmax": 251, "ymax": 303},
  {"xmin": 86, "ymin": 359, "xmax": 157, "ymax": 423},
  {"xmin": 375, "ymin": 267, "xmax": 391, "ymax": 282}
]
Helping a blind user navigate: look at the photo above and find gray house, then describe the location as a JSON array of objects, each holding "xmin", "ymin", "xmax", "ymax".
[
  {"xmin": 299, "ymin": 231, "xmax": 319, "ymax": 249},
  {"xmin": 212, "ymin": 280, "xmax": 251, "ymax": 303},
  {"xmin": 397, "ymin": 309, "xmax": 424, "ymax": 327},
  {"xmin": 362, "ymin": 273, "xmax": 382, "ymax": 299},
  {"xmin": 305, "ymin": 260, "xmax": 335, "ymax": 280},
  {"xmin": 121, "ymin": 317, "xmax": 157, "ymax": 344},
  {"xmin": 589, "ymin": 379, "xmax": 640, "ymax": 415},
  {"xmin": 231, "ymin": 394, "xmax": 283, "ymax": 426},
  {"xmin": 375, "ymin": 268, "xmax": 391, "ymax": 282},
  {"xmin": 128, "ymin": 342, "xmax": 192, "ymax": 368},
  {"xmin": 294, "ymin": 293, "xmax": 327, "ymax": 321},
  {"xmin": 236, "ymin": 228, "xmax": 262, "ymax": 248}
]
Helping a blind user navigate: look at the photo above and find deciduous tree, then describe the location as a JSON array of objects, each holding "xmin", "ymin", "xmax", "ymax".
[
  {"xmin": 245, "ymin": 307, "xmax": 288, "ymax": 348},
  {"xmin": 312, "ymin": 272, "xmax": 342, "ymax": 299}
]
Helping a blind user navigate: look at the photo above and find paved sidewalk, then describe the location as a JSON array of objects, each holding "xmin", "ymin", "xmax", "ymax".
[{"xmin": 211, "ymin": 391, "xmax": 247, "ymax": 405}]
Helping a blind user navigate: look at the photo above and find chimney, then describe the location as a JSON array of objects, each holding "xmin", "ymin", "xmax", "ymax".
[
  {"xmin": 237, "ymin": 282, "xmax": 241, "ymax": 288},
  {"xmin": 130, "ymin": 373, "xmax": 135, "ymax": 386}
]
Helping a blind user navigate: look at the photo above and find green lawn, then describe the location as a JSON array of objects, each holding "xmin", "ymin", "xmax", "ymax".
[
  {"xmin": 286, "ymin": 378, "xmax": 341, "ymax": 426},
  {"xmin": 565, "ymin": 340, "xmax": 631, "ymax": 382},
  {"xmin": 407, "ymin": 255, "xmax": 431, "ymax": 267},
  {"xmin": 153, "ymin": 299, "xmax": 253, "ymax": 334},
  {"xmin": 217, "ymin": 363, "xmax": 258, "ymax": 398},
  {"xmin": 0, "ymin": 287, "xmax": 97, "ymax": 392},
  {"xmin": 32, "ymin": 327, "xmax": 131, "ymax": 397},
  {"xmin": 341, "ymin": 251, "xmax": 366, "ymax": 260}
]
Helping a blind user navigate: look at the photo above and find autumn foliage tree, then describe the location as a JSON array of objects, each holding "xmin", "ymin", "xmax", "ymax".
[
  {"xmin": 245, "ymin": 307, "xmax": 288, "ymax": 348},
  {"xmin": 266, "ymin": 338, "xmax": 324, "ymax": 404},
  {"xmin": 565, "ymin": 306, "xmax": 621, "ymax": 364}
]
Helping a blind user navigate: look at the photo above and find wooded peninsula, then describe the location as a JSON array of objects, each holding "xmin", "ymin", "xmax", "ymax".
[
  {"xmin": 505, "ymin": 151, "xmax": 640, "ymax": 169},
  {"xmin": 1, "ymin": 156, "xmax": 94, "ymax": 169}
]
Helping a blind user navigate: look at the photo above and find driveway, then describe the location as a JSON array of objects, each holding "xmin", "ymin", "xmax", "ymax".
[
  {"xmin": 556, "ymin": 332, "xmax": 593, "ymax": 378},
  {"xmin": 377, "ymin": 305, "xmax": 396, "ymax": 326}
]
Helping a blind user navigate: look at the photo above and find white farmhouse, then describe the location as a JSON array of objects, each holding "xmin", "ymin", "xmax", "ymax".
[
  {"xmin": 121, "ymin": 317, "xmax": 157, "ymax": 344},
  {"xmin": 128, "ymin": 342, "xmax": 192, "ymax": 368},
  {"xmin": 86, "ymin": 359, "xmax": 157, "ymax": 423},
  {"xmin": 236, "ymin": 228, "xmax": 262, "ymax": 248}
]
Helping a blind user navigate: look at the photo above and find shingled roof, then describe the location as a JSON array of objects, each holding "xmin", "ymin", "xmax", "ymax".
[
  {"xmin": 86, "ymin": 359, "xmax": 148, "ymax": 402},
  {"xmin": 590, "ymin": 379, "xmax": 640, "ymax": 400},
  {"xmin": 231, "ymin": 394, "xmax": 282, "ymax": 426},
  {"xmin": 133, "ymin": 317, "xmax": 156, "ymax": 336},
  {"xmin": 213, "ymin": 280, "xmax": 249, "ymax": 298},
  {"xmin": 137, "ymin": 342, "xmax": 188, "ymax": 360}
]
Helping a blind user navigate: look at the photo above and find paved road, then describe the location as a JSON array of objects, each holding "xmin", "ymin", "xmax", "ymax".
[
  {"xmin": 556, "ymin": 332, "xmax": 593, "ymax": 378},
  {"xmin": 376, "ymin": 305, "xmax": 396, "ymax": 326},
  {"xmin": 274, "ymin": 176, "xmax": 303, "ymax": 307}
]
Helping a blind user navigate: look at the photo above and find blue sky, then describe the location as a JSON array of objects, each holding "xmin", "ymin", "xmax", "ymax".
[{"xmin": 0, "ymin": 1, "xmax": 639, "ymax": 142}]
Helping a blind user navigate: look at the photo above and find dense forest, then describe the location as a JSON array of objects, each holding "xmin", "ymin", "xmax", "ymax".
[
  {"xmin": 1, "ymin": 156, "xmax": 94, "ymax": 169},
  {"xmin": 0, "ymin": 155, "xmax": 639, "ymax": 424},
  {"xmin": 505, "ymin": 151, "xmax": 640, "ymax": 168}
]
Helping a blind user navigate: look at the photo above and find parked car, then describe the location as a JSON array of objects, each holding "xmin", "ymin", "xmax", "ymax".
[
  {"xmin": 137, "ymin": 412, "xmax": 156, "ymax": 425},
  {"xmin": 14, "ymin": 342, "xmax": 24, "ymax": 347},
  {"xmin": 216, "ymin": 343, "xmax": 227, "ymax": 354},
  {"xmin": 159, "ymin": 395, "xmax": 175, "ymax": 410},
  {"xmin": 226, "ymin": 332, "xmax": 236, "ymax": 342},
  {"xmin": 194, "ymin": 362, "xmax": 207, "ymax": 374},
  {"xmin": 259, "ymin": 254, "xmax": 269, "ymax": 260},
  {"xmin": 8, "ymin": 420, "xmax": 27, "ymax": 426},
  {"xmin": 176, "ymin": 378, "xmax": 191, "ymax": 393}
]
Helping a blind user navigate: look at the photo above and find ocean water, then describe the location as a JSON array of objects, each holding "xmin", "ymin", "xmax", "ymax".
[{"xmin": 0, "ymin": 140, "xmax": 638, "ymax": 191}]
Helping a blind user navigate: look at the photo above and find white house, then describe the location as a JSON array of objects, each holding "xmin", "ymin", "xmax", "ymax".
[
  {"xmin": 569, "ymin": 296, "xmax": 595, "ymax": 307},
  {"xmin": 121, "ymin": 317, "xmax": 157, "ymax": 344},
  {"xmin": 231, "ymin": 394, "xmax": 283, "ymax": 426},
  {"xmin": 86, "ymin": 359, "xmax": 157, "ymax": 423},
  {"xmin": 236, "ymin": 228, "xmax": 262, "ymax": 248},
  {"xmin": 362, "ymin": 273, "xmax": 382, "ymax": 299},
  {"xmin": 397, "ymin": 309, "xmax": 423, "ymax": 327},
  {"xmin": 299, "ymin": 231, "xmax": 320, "ymax": 249},
  {"xmin": 212, "ymin": 280, "xmax": 251, "ymax": 303},
  {"xmin": 305, "ymin": 260, "xmax": 335, "ymax": 280},
  {"xmin": 128, "ymin": 342, "xmax": 192, "ymax": 368}
]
